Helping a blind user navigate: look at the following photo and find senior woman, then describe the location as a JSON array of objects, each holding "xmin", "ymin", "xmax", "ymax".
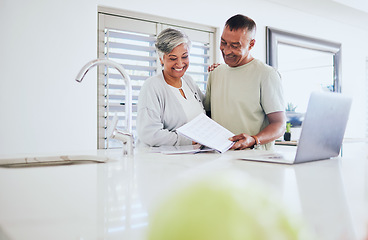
[{"xmin": 137, "ymin": 28, "xmax": 205, "ymax": 147}]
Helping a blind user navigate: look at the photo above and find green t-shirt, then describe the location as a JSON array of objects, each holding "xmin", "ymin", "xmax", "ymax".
[{"xmin": 204, "ymin": 59, "xmax": 285, "ymax": 150}]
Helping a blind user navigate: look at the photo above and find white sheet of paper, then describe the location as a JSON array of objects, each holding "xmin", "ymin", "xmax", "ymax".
[
  {"xmin": 150, "ymin": 144, "xmax": 214, "ymax": 154},
  {"xmin": 176, "ymin": 113, "xmax": 235, "ymax": 153}
]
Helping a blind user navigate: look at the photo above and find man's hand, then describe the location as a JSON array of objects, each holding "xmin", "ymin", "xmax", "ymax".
[
  {"xmin": 229, "ymin": 133, "xmax": 255, "ymax": 150},
  {"xmin": 207, "ymin": 63, "xmax": 220, "ymax": 72},
  {"xmin": 228, "ymin": 111, "xmax": 286, "ymax": 150}
]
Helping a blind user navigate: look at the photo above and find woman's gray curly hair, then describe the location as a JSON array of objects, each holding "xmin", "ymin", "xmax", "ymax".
[{"xmin": 155, "ymin": 28, "xmax": 191, "ymax": 60}]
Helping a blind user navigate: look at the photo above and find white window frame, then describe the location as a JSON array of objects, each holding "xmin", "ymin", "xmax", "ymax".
[{"xmin": 97, "ymin": 7, "xmax": 218, "ymax": 149}]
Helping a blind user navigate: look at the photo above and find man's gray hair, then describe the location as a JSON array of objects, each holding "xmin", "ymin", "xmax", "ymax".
[{"xmin": 155, "ymin": 28, "xmax": 191, "ymax": 59}]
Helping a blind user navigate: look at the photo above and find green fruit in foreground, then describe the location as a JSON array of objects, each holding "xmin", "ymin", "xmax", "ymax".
[{"xmin": 147, "ymin": 170, "xmax": 311, "ymax": 240}]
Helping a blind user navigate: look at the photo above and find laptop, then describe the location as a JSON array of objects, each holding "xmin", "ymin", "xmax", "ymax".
[{"xmin": 239, "ymin": 91, "xmax": 352, "ymax": 164}]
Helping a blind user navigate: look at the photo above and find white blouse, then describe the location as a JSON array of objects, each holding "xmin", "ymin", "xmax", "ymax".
[{"xmin": 168, "ymin": 79, "xmax": 205, "ymax": 121}]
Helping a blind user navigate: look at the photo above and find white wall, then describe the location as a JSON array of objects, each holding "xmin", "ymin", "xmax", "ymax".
[
  {"xmin": 0, "ymin": 0, "xmax": 98, "ymax": 155},
  {"xmin": 1, "ymin": 0, "xmax": 367, "ymax": 155}
]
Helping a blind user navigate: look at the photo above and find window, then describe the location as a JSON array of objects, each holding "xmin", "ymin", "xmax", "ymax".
[
  {"xmin": 266, "ymin": 27, "xmax": 341, "ymax": 140},
  {"xmin": 98, "ymin": 7, "xmax": 217, "ymax": 149}
]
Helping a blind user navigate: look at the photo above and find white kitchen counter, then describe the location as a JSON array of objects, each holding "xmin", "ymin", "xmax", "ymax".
[{"xmin": 0, "ymin": 142, "xmax": 367, "ymax": 240}]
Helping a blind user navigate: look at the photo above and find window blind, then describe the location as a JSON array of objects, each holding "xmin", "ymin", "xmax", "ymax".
[{"xmin": 98, "ymin": 11, "xmax": 217, "ymax": 149}]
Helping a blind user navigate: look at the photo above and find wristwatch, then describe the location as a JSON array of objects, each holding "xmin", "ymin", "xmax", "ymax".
[{"xmin": 251, "ymin": 135, "xmax": 261, "ymax": 149}]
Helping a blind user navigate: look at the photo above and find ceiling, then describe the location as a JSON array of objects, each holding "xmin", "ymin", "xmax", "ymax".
[
  {"xmin": 264, "ymin": 0, "xmax": 368, "ymax": 31},
  {"xmin": 332, "ymin": 0, "xmax": 368, "ymax": 13}
]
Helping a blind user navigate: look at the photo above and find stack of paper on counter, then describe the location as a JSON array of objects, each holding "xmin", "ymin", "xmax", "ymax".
[
  {"xmin": 150, "ymin": 144, "xmax": 214, "ymax": 154},
  {"xmin": 176, "ymin": 113, "xmax": 235, "ymax": 153}
]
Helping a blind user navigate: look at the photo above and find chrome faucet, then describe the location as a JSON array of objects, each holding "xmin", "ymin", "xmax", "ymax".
[
  {"xmin": 75, "ymin": 59, "xmax": 134, "ymax": 155},
  {"xmin": 106, "ymin": 114, "xmax": 134, "ymax": 155}
]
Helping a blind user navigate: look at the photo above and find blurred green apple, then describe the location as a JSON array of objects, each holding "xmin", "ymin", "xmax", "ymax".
[{"xmin": 147, "ymin": 170, "xmax": 311, "ymax": 240}]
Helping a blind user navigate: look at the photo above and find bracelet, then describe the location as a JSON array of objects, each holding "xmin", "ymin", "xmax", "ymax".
[{"xmin": 251, "ymin": 135, "xmax": 261, "ymax": 149}]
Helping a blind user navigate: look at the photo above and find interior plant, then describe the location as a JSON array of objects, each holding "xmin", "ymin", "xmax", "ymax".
[
  {"xmin": 284, "ymin": 122, "xmax": 292, "ymax": 141},
  {"xmin": 286, "ymin": 102, "xmax": 297, "ymax": 112}
]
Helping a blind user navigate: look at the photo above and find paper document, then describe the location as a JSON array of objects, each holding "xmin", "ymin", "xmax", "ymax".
[
  {"xmin": 176, "ymin": 113, "xmax": 235, "ymax": 153},
  {"xmin": 150, "ymin": 144, "xmax": 214, "ymax": 154}
]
